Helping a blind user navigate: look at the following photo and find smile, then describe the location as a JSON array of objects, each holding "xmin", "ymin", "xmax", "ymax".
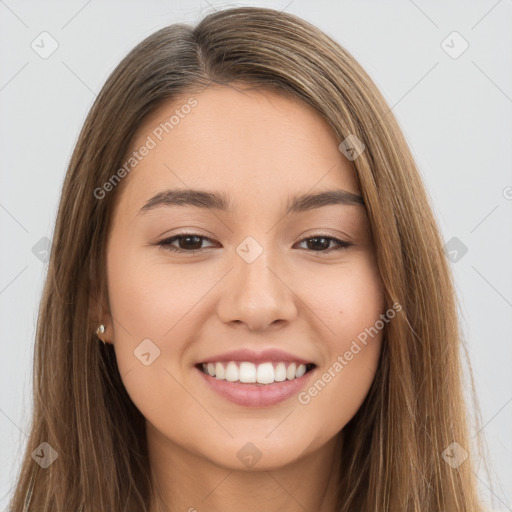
[{"xmin": 195, "ymin": 360, "xmax": 317, "ymax": 407}]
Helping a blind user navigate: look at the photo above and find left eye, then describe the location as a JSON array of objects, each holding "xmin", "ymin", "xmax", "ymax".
[
  {"xmin": 297, "ymin": 236, "xmax": 352, "ymax": 252},
  {"xmin": 157, "ymin": 233, "xmax": 352, "ymax": 254}
]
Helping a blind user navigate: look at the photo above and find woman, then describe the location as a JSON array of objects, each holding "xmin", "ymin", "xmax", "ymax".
[{"xmin": 8, "ymin": 6, "xmax": 489, "ymax": 511}]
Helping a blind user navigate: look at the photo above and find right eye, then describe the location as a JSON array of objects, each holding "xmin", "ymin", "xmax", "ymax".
[{"xmin": 157, "ymin": 233, "xmax": 218, "ymax": 254}]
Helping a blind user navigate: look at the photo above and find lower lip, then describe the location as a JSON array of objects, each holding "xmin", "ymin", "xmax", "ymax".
[{"xmin": 195, "ymin": 366, "xmax": 316, "ymax": 407}]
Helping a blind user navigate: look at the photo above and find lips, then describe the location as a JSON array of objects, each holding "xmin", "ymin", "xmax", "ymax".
[
  {"xmin": 193, "ymin": 348, "xmax": 317, "ymax": 405},
  {"xmin": 195, "ymin": 361, "xmax": 317, "ymax": 407}
]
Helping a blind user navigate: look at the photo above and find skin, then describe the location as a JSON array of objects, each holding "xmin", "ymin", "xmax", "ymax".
[{"xmin": 99, "ymin": 83, "xmax": 386, "ymax": 512}]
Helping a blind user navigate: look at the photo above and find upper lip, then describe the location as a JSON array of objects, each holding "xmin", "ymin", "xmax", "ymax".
[{"xmin": 197, "ymin": 348, "xmax": 315, "ymax": 366}]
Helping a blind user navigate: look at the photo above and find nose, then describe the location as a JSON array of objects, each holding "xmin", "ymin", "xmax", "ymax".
[{"xmin": 216, "ymin": 247, "xmax": 298, "ymax": 332}]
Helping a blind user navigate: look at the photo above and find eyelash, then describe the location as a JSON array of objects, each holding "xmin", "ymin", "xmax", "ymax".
[{"xmin": 157, "ymin": 232, "xmax": 352, "ymax": 255}]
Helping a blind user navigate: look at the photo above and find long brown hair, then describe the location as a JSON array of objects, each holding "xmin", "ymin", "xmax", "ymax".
[{"xmin": 8, "ymin": 6, "xmax": 490, "ymax": 511}]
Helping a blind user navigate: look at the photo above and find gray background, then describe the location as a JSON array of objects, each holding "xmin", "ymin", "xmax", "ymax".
[{"xmin": 1, "ymin": 0, "xmax": 511, "ymax": 510}]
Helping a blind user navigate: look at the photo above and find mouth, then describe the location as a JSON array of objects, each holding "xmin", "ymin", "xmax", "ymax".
[{"xmin": 195, "ymin": 361, "xmax": 317, "ymax": 386}]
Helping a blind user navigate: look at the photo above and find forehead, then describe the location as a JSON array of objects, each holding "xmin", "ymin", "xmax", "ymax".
[{"xmin": 117, "ymin": 84, "xmax": 361, "ymax": 214}]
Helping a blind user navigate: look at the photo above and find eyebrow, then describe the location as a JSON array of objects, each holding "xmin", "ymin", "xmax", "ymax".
[{"xmin": 138, "ymin": 188, "xmax": 365, "ymax": 216}]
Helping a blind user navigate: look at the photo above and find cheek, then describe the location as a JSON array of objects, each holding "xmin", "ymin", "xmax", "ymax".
[
  {"xmin": 105, "ymin": 243, "xmax": 229, "ymax": 414},
  {"xmin": 300, "ymin": 253, "xmax": 385, "ymax": 341},
  {"xmin": 106, "ymin": 244, "xmax": 209, "ymax": 341},
  {"xmin": 105, "ymin": 244, "xmax": 182, "ymax": 383},
  {"xmin": 105, "ymin": 248, "xmax": 205, "ymax": 438},
  {"xmin": 295, "ymin": 257, "xmax": 385, "ymax": 428},
  {"xmin": 297, "ymin": 335, "xmax": 383, "ymax": 443}
]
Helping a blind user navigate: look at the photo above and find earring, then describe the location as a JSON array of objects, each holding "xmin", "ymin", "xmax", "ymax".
[{"xmin": 96, "ymin": 324, "xmax": 106, "ymax": 344}]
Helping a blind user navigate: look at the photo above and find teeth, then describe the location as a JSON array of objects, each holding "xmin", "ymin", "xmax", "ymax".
[
  {"xmin": 239, "ymin": 362, "xmax": 256, "ymax": 383},
  {"xmin": 274, "ymin": 362, "xmax": 287, "ymax": 382},
  {"xmin": 200, "ymin": 361, "xmax": 311, "ymax": 384},
  {"xmin": 215, "ymin": 362, "xmax": 225, "ymax": 379},
  {"xmin": 257, "ymin": 362, "xmax": 274, "ymax": 384},
  {"xmin": 296, "ymin": 364, "xmax": 306, "ymax": 378},
  {"xmin": 225, "ymin": 361, "xmax": 238, "ymax": 382},
  {"xmin": 286, "ymin": 362, "xmax": 296, "ymax": 380}
]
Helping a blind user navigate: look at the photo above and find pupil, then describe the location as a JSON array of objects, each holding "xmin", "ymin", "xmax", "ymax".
[
  {"xmin": 308, "ymin": 237, "xmax": 329, "ymax": 251},
  {"xmin": 181, "ymin": 235, "xmax": 202, "ymax": 250}
]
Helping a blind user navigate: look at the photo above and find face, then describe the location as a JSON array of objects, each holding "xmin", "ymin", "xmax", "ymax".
[{"xmin": 102, "ymin": 84, "xmax": 386, "ymax": 471}]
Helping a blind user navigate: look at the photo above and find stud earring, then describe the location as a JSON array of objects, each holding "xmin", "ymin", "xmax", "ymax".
[{"xmin": 96, "ymin": 324, "xmax": 106, "ymax": 344}]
